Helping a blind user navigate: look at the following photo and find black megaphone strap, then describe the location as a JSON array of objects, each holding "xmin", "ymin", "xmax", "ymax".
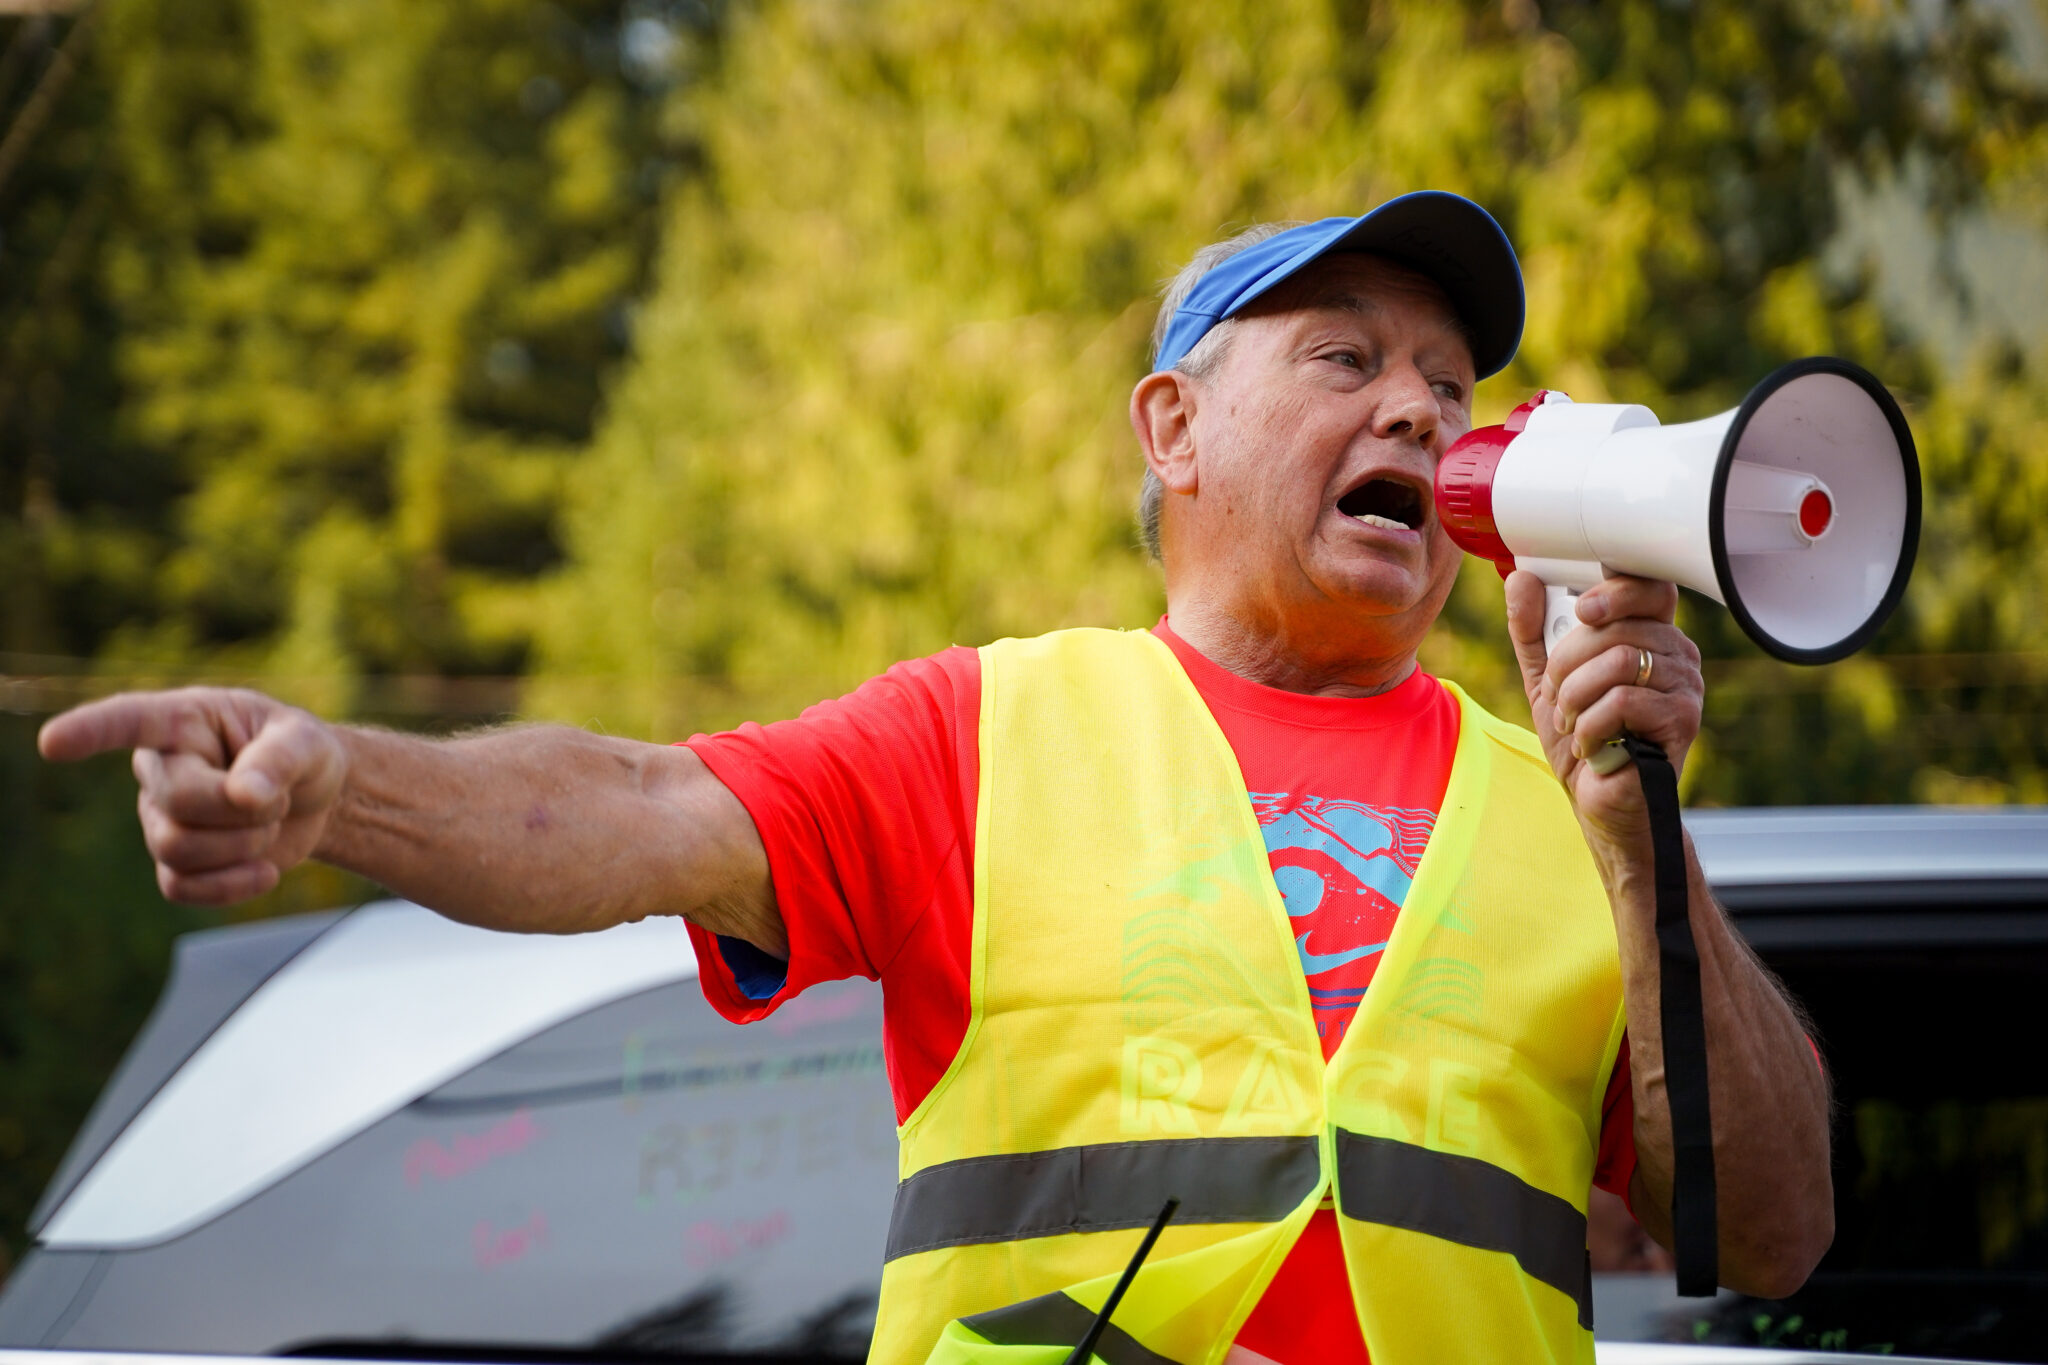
[{"xmin": 1619, "ymin": 734, "xmax": 1719, "ymax": 1298}]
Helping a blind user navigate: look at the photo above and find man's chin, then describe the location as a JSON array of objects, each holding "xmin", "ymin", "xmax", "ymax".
[
  {"xmin": 1319, "ymin": 550, "xmax": 1424, "ymax": 603},
  {"xmin": 1310, "ymin": 553, "xmax": 1456, "ymax": 629}
]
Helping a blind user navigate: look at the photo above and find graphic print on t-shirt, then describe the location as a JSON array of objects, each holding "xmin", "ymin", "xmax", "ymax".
[{"xmin": 1250, "ymin": 793, "xmax": 1435, "ymax": 1052}]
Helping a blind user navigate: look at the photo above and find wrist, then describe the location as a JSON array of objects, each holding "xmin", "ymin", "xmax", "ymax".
[
  {"xmin": 308, "ymin": 723, "xmax": 370, "ymax": 865},
  {"xmin": 1579, "ymin": 811, "xmax": 1656, "ymax": 897}
]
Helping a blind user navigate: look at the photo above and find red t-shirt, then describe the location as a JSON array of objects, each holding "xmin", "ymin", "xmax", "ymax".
[{"xmin": 684, "ymin": 622, "xmax": 1638, "ymax": 1365}]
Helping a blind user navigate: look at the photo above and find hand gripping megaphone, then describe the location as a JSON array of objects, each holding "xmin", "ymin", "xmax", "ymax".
[
  {"xmin": 1432, "ymin": 356, "xmax": 1921, "ymax": 1301},
  {"xmin": 1435, "ymin": 356, "xmax": 1921, "ymax": 665}
]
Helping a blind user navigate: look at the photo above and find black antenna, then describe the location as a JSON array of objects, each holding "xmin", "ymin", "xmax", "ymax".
[{"xmin": 1062, "ymin": 1197, "xmax": 1180, "ymax": 1365}]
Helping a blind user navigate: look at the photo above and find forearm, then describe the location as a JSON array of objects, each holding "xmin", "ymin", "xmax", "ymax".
[
  {"xmin": 315, "ymin": 724, "xmax": 756, "ymax": 941},
  {"xmin": 1605, "ymin": 832, "xmax": 1833, "ymax": 1296}
]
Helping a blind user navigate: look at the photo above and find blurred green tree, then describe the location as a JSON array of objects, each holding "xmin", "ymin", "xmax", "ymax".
[
  {"xmin": 0, "ymin": 3, "xmax": 133, "ymax": 665},
  {"xmin": 2, "ymin": 0, "xmax": 688, "ymax": 707}
]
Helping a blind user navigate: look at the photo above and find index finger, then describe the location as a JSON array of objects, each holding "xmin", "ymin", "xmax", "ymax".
[{"xmin": 38, "ymin": 691, "xmax": 226, "ymax": 764}]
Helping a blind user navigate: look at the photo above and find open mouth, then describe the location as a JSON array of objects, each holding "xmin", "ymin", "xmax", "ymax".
[{"xmin": 1337, "ymin": 478, "xmax": 1426, "ymax": 533}]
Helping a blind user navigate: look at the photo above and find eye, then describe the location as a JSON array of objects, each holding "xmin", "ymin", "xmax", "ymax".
[
  {"xmin": 1324, "ymin": 349, "xmax": 1363, "ymax": 369},
  {"xmin": 1432, "ymin": 380, "xmax": 1466, "ymax": 404}
]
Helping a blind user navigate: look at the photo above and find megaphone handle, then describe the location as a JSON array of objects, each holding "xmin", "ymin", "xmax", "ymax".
[
  {"xmin": 1543, "ymin": 584, "xmax": 1634, "ymax": 774},
  {"xmin": 1541, "ymin": 584, "xmax": 1582, "ymax": 656}
]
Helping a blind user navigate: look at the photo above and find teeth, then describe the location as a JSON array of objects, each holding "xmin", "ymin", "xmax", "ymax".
[{"xmin": 1355, "ymin": 513, "xmax": 1410, "ymax": 531}]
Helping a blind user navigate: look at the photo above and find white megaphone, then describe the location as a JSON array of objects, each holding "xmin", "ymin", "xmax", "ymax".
[{"xmin": 1435, "ymin": 356, "xmax": 1921, "ymax": 665}]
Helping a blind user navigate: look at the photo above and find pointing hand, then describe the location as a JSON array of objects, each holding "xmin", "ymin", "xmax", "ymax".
[{"xmin": 38, "ymin": 688, "xmax": 348, "ymax": 905}]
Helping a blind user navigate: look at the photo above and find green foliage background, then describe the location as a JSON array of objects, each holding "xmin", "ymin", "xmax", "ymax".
[{"xmin": 3, "ymin": 0, "xmax": 2047, "ymax": 1277}]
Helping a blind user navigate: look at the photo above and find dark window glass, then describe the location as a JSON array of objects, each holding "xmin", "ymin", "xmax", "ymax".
[{"xmin": 1679, "ymin": 932, "xmax": 2048, "ymax": 1360}]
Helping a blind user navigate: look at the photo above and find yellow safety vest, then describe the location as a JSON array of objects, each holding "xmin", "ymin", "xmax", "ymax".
[{"xmin": 870, "ymin": 629, "xmax": 1626, "ymax": 1365}]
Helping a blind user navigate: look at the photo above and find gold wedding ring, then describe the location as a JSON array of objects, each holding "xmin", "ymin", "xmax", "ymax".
[{"xmin": 1634, "ymin": 647, "xmax": 1655, "ymax": 689}]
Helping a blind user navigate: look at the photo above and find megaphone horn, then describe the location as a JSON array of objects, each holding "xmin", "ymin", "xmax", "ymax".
[{"xmin": 1435, "ymin": 356, "xmax": 1921, "ymax": 666}]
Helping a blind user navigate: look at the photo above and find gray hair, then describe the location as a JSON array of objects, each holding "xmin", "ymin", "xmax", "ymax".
[{"xmin": 1137, "ymin": 222, "xmax": 1303, "ymax": 561}]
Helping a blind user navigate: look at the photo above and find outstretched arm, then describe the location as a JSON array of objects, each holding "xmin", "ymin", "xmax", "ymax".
[
  {"xmin": 37, "ymin": 689, "xmax": 785, "ymax": 955},
  {"xmin": 1503, "ymin": 571, "xmax": 1833, "ymax": 1299}
]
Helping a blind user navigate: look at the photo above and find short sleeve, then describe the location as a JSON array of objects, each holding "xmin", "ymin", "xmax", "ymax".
[
  {"xmin": 1595, "ymin": 1037, "xmax": 1638, "ymax": 1205},
  {"xmin": 681, "ymin": 647, "xmax": 980, "ymax": 1024}
]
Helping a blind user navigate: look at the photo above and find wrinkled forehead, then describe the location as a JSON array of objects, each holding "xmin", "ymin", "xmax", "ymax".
[{"xmin": 1235, "ymin": 251, "xmax": 1475, "ymax": 363}]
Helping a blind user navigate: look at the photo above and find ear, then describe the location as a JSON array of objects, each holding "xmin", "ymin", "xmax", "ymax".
[{"xmin": 1130, "ymin": 370, "xmax": 1201, "ymax": 495}]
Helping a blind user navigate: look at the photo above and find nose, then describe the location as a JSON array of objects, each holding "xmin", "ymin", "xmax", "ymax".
[{"xmin": 1372, "ymin": 366, "xmax": 1442, "ymax": 451}]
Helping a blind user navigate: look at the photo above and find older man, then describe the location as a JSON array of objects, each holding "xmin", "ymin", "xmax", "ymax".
[{"xmin": 42, "ymin": 193, "xmax": 1831, "ymax": 1365}]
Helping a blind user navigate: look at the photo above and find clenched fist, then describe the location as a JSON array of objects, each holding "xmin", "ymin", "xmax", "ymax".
[{"xmin": 38, "ymin": 689, "xmax": 348, "ymax": 905}]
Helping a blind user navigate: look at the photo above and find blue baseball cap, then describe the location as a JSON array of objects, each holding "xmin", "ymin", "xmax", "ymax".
[{"xmin": 1151, "ymin": 191, "xmax": 1524, "ymax": 379}]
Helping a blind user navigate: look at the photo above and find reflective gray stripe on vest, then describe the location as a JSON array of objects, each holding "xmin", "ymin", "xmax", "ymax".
[
  {"xmin": 885, "ymin": 1135, "xmax": 1320, "ymax": 1261},
  {"xmin": 1336, "ymin": 1129, "xmax": 1595, "ymax": 1329},
  {"xmin": 963, "ymin": 1290, "xmax": 1184, "ymax": 1365}
]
